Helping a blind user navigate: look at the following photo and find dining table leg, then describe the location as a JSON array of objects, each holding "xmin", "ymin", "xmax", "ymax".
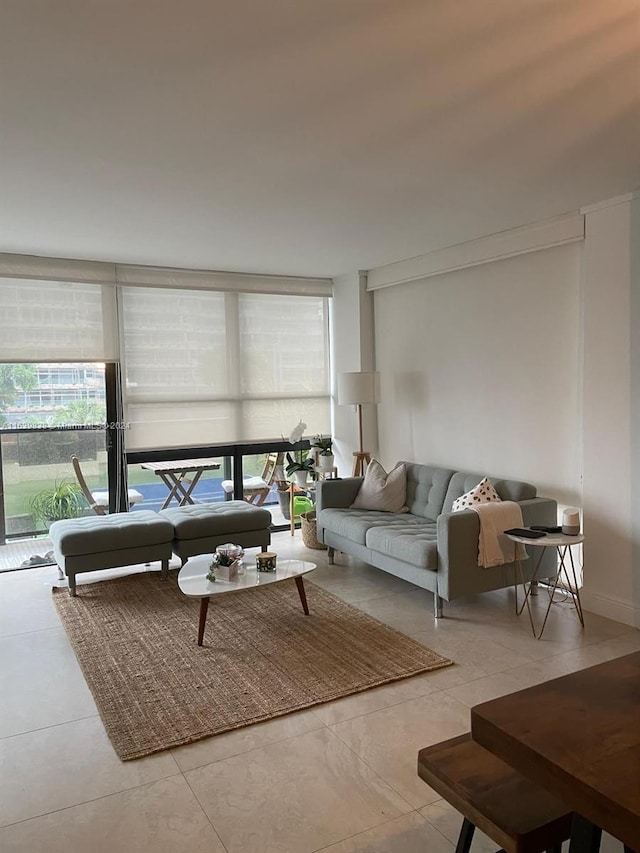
[{"xmin": 568, "ymin": 814, "xmax": 602, "ymax": 852}]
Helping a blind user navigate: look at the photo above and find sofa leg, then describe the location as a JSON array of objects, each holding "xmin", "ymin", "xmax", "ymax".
[
  {"xmin": 327, "ymin": 547, "xmax": 335, "ymax": 565},
  {"xmin": 68, "ymin": 574, "xmax": 77, "ymax": 597},
  {"xmin": 57, "ymin": 565, "xmax": 64, "ymax": 581},
  {"xmin": 160, "ymin": 559, "xmax": 169, "ymax": 581},
  {"xmin": 261, "ymin": 544, "xmax": 268, "ymax": 552},
  {"xmin": 434, "ymin": 594, "xmax": 443, "ymax": 619},
  {"xmin": 529, "ymin": 580, "xmax": 539, "ymax": 596}
]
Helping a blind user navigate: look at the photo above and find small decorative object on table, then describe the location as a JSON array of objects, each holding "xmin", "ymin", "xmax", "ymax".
[
  {"xmin": 215, "ymin": 543, "xmax": 245, "ymax": 565},
  {"xmin": 256, "ymin": 551, "xmax": 277, "ymax": 572},
  {"xmin": 207, "ymin": 551, "xmax": 240, "ymax": 582}
]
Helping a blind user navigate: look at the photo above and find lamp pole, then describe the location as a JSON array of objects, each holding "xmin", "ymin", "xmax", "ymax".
[{"xmin": 353, "ymin": 403, "xmax": 370, "ymax": 475}]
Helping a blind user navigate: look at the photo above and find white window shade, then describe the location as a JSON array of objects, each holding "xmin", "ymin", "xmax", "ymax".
[
  {"xmin": 122, "ymin": 287, "xmax": 227, "ymax": 400},
  {"xmin": 241, "ymin": 399, "xmax": 330, "ymax": 442},
  {"xmin": 122, "ymin": 287, "xmax": 330, "ymax": 449},
  {"xmin": 0, "ymin": 279, "xmax": 119, "ymax": 362},
  {"xmin": 239, "ymin": 294, "xmax": 328, "ymax": 394}
]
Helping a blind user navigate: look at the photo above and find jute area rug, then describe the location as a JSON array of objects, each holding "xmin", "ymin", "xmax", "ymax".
[{"xmin": 53, "ymin": 571, "xmax": 452, "ymax": 761}]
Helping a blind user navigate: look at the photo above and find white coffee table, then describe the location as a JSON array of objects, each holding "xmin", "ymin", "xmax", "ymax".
[{"xmin": 178, "ymin": 554, "xmax": 317, "ymax": 646}]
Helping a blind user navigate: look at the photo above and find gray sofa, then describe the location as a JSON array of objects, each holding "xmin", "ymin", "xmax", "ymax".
[{"xmin": 316, "ymin": 463, "xmax": 557, "ymax": 617}]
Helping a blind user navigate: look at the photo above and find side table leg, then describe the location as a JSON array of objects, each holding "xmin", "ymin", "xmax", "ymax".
[
  {"xmin": 565, "ymin": 545, "xmax": 585, "ymax": 627},
  {"xmin": 295, "ymin": 576, "xmax": 310, "ymax": 615},
  {"xmin": 514, "ymin": 546, "xmax": 544, "ymax": 637},
  {"xmin": 197, "ymin": 597, "xmax": 210, "ymax": 646}
]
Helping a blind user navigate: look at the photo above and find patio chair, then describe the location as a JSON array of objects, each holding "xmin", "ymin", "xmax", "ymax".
[
  {"xmin": 71, "ymin": 455, "xmax": 144, "ymax": 515},
  {"xmin": 221, "ymin": 452, "xmax": 284, "ymax": 506}
]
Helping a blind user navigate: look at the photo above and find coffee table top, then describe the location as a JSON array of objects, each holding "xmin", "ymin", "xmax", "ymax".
[{"xmin": 178, "ymin": 554, "xmax": 316, "ymax": 599}]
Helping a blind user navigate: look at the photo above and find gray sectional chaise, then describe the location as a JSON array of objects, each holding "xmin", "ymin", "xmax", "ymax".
[{"xmin": 316, "ymin": 463, "xmax": 557, "ymax": 617}]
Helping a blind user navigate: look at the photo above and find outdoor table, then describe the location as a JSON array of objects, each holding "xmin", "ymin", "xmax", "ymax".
[
  {"xmin": 140, "ymin": 458, "xmax": 221, "ymax": 508},
  {"xmin": 471, "ymin": 651, "xmax": 640, "ymax": 851}
]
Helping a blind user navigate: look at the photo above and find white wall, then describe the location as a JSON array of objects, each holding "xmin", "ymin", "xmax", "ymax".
[
  {"xmin": 580, "ymin": 195, "xmax": 638, "ymax": 626},
  {"xmin": 329, "ymin": 271, "xmax": 378, "ymax": 476},
  {"xmin": 373, "ymin": 243, "xmax": 583, "ymax": 504}
]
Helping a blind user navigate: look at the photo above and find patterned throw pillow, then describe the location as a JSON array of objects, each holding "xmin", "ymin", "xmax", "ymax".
[
  {"xmin": 452, "ymin": 477, "xmax": 502, "ymax": 512},
  {"xmin": 350, "ymin": 460, "xmax": 408, "ymax": 513}
]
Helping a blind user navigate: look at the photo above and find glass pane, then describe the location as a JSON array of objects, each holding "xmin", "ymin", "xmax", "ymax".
[
  {"xmin": 0, "ymin": 363, "xmax": 106, "ymax": 428},
  {"xmin": 1, "ymin": 429, "xmax": 106, "ymax": 536},
  {"xmin": 239, "ymin": 294, "xmax": 328, "ymax": 394},
  {"xmin": 127, "ymin": 457, "xmax": 226, "ymax": 512}
]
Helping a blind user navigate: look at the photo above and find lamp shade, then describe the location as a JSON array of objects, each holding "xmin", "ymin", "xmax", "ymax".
[{"xmin": 338, "ymin": 372, "xmax": 380, "ymax": 405}]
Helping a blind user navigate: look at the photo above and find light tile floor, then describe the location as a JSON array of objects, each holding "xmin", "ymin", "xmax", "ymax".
[{"xmin": 0, "ymin": 531, "xmax": 637, "ymax": 852}]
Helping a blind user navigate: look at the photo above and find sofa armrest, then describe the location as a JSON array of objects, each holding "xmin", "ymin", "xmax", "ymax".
[
  {"xmin": 436, "ymin": 497, "xmax": 558, "ymax": 600},
  {"xmin": 436, "ymin": 510, "xmax": 481, "ymax": 600},
  {"xmin": 316, "ymin": 477, "xmax": 363, "ymax": 512}
]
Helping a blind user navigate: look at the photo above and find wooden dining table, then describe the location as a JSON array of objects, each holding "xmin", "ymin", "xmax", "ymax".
[
  {"xmin": 471, "ymin": 651, "xmax": 640, "ymax": 851},
  {"xmin": 140, "ymin": 458, "xmax": 221, "ymax": 508}
]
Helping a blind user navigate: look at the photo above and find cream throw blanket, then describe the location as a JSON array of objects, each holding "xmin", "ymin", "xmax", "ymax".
[{"xmin": 472, "ymin": 501, "xmax": 528, "ymax": 568}]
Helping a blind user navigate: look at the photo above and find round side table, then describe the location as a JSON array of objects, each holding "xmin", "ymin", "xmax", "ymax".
[{"xmin": 505, "ymin": 531, "xmax": 585, "ymax": 639}]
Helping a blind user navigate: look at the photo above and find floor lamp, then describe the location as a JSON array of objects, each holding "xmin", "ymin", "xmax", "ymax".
[{"xmin": 338, "ymin": 371, "xmax": 380, "ymax": 476}]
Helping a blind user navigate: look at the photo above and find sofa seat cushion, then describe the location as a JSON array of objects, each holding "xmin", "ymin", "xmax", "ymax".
[
  {"xmin": 49, "ymin": 511, "xmax": 174, "ymax": 557},
  {"xmin": 160, "ymin": 501, "xmax": 271, "ymax": 541},
  {"xmin": 366, "ymin": 521, "xmax": 439, "ymax": 569},
  {"xmin": 319, "ymin": 507, "xmax": 427, "ymax": 546}
]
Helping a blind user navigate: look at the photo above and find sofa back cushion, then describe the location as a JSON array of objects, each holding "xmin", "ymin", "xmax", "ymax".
[
  {"xmin": 442, "ymin": 471, "xmax": 537, "ymax": 514},
  {"xmin": 401, "ymin": 463, "xmax": 455, "ymax": 519}
]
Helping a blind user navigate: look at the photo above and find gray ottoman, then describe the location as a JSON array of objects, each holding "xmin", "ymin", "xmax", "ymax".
[
  {"xmin": 50, "ymin": 511, "xmax": 175, "ymax": 596},
  {"xmin": 160, "ymin": 501, "xmax": 272, "ymax": 564}
]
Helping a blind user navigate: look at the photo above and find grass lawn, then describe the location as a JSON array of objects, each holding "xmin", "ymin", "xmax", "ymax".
[{"xmin": 4, "ymin": 454, "xmax": 266, "ymax": 519}]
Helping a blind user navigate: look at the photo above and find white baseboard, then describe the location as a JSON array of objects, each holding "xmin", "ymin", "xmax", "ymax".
[{"xmin": 581, "ymin": 588, "xmax": 640, "ymax": 628}]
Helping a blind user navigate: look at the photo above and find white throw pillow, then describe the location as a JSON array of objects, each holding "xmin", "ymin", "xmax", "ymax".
[
  {"xmin": 350, "ymin": 460, "xmax": 408, "ymax": 513},
  {"xmin": 452, "ymin": 477, "xmax": 502, "ymax": 512}
]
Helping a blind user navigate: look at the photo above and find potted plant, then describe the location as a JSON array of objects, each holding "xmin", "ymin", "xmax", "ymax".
[
  {"xmin": 286, "ymin": 450, "xmax": 315, "ymax": 487},
  {"xmin": 207, "ymin": 551, "xmax": 239, "ymax": 582},
  {"xmin": 29, "ymin": 480, "xmax": 84, "ymax": 529},
  {"xmin": 312, "ymin": 435, "xmax": 334, "ymax": 471}
]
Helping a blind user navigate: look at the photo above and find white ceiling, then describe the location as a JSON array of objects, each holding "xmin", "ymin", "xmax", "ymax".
[{"xmin": 1, "ymin": 0, "xmax": 639, "ymax": 279}]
